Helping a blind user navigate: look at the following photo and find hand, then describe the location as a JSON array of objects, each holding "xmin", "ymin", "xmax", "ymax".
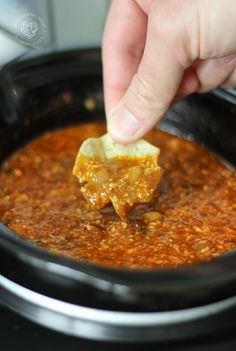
[{"xmin": 103, "ymin": 0, "xmax": 236, "ymax": 143}]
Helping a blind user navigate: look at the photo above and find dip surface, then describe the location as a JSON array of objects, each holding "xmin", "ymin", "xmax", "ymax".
[{"xmin": 0, "ymin": 122, "xmax": 235, "ymax": 269}]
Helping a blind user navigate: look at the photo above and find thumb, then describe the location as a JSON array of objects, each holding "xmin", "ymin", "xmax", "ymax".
[{"xmin": 107, "ymin": 2, "xmax": 192, "ymax": 144}]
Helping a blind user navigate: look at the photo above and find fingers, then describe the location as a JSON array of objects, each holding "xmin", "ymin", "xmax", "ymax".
[
  {"xmin": 102, "ymin": 0, "xmax": 147, "ymax": 115},
  {"xmin": 222, "ymin": 67, "xmax": 236, "ymax": 88},
  {"xmin": 174, "ymin": 67, "xmax": 200, "ymax": 102},
  {"xmin": 194, "ymin": 55, "xmax": 236, "ymax": 92},
  {"xmin": 104, "ymin": 0, "xmax": 236, "ymax": 144},
  {"xmin": 107, "ymin": 1, "xmax": 189, "ymax": 144}
]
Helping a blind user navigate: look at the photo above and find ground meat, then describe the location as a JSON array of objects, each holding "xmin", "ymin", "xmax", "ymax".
[{"xmin": 0, "ymin": 122, "xmax": 235, "ymax": 269}]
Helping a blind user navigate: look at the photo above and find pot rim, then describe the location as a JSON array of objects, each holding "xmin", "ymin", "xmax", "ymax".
[{"xmin": 1, "ymin": 273, "xmax": 236, "ymax": 341}]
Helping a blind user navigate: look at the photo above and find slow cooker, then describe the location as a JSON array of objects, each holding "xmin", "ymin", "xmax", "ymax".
[{"xmin": 0, "ymin": 49, "xmax": 236, "ymax": 350}]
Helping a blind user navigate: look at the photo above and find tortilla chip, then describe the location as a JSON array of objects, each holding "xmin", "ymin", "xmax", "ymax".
[
  {"xmin": 77, "ymin": 133, "xmax": 160, "ymax": 159},
  {"xmin": 73, "ymin": 134, "xmax": 161, "ymax": 219}
]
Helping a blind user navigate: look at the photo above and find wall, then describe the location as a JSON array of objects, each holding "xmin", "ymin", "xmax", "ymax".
[{"xmin": 0, "ymin": 0, "xmax": 110, "ymax": 65}]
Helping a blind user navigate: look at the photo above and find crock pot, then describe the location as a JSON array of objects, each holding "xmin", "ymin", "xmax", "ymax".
[{"xmin": 0, "ymin": 49, "xmax": 236, "ymax": 345}]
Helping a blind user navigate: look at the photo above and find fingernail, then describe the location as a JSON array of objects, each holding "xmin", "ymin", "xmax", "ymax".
[{"xmin": 108, "ymin": 106, "xmax": 143, "ymax": 143}]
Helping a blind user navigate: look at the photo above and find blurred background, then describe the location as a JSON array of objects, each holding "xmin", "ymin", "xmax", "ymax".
[
  {"xmin": 0, "ymin": 0, "xmax": 235, "ymax": 101},
  {"xmin": 0, "ymin": 0, "xmax": 110, "ymax": 66}
]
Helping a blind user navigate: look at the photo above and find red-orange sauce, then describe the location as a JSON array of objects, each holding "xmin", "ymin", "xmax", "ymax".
[
  {"xmin": 73, "ymin": 154, "xmax": 161, "ymax": 219},
  {"xmin": 0, "ymin": 122, "xmax": 235, "ymax": 269}
]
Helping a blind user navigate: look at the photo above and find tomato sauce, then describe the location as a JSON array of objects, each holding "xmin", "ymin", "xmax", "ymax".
[{"xmin": 0, "ymin": 122, "xmax": 235, "ymax": 269}]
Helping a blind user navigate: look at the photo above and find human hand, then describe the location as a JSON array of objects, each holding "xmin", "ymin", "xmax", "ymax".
[{"xmin": 103, "ymin": 0, "xmax": 236, "ymax": 143}]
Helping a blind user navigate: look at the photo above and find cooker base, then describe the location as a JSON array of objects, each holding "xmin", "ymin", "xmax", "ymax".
[{"xmin": 1, "ymin": 304, "xmax": 236, "ymax": 351}]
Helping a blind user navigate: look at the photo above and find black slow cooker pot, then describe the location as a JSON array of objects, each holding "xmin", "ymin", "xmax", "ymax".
[{"xmin": 0, "ymin": 49, "xmax": 236, "ymax": 348}]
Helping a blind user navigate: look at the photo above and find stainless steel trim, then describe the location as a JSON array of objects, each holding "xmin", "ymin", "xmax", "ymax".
[{"xmin": 1, "ymin": 275, "xmax": 236, "ymax": 341}]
